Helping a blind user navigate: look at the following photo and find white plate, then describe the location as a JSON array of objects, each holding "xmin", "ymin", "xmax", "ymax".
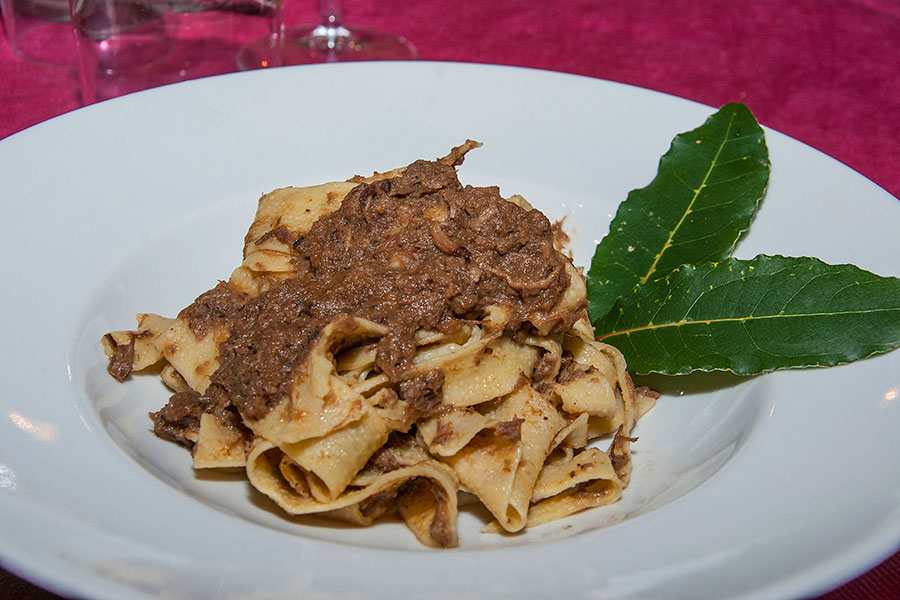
[{"xmin": 0, "ymin": 62, "xmax": 898, "ymax": 600}]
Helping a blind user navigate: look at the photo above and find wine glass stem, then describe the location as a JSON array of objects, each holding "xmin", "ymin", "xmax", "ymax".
[
  {"xmin": 313, "ymin": 0, "xmax": 350, "ymax": 50},
  {"xmin": 319, "ymin": 0, "xmax": 343, "ymax": 28}
]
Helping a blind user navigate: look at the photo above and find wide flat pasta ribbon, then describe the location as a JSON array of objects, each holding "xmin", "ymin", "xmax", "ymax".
[
  {"xmin": 244, "ymin": 316, "xmax": 387, "ymax": 444},
  {"xmin": 439, "ymin": 386, "xmax": 567, "ymax": 533},
  {"xmin": 246, "ymin": 436, "xmax": 460, "ymax": 548}
]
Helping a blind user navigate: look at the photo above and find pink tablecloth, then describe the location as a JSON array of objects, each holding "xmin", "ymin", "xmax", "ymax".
[{"xmin": 1, "ymin": 1, "xmax": 898, "ymax": 598}]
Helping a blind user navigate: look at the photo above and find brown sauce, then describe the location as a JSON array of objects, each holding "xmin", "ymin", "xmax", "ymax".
[{"xmin": 185, "ymin": 158, "xmax": 577, "ymax": 421}]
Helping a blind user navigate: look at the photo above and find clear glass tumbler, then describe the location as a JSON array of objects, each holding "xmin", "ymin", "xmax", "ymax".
[
  {"xmin": 1, "ymin": 0, "xmax": 76, "ymax": 66},
  {"xmin": 70, "ymin": 0, "xmax": 279, "ymax": 103}
]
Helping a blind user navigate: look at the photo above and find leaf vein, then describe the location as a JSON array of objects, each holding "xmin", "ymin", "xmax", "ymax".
[
  {"xmin": 597, "ymin": 307, "xmax": 900, "ymax": 341},
  {"xmin": 639, "ymin": 110, "xmax": 739, "ymax": 284}
]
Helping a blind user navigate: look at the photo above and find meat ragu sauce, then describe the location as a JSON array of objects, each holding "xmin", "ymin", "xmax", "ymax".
[{"xmin": 159, "ymin": 151, "xmax": 582, "ymax": 434}]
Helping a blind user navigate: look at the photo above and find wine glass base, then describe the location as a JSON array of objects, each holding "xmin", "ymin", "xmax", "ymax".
[
  {"xmin": 237, "ymin": 23, "xmax": 416, "ymax": 70},
  {"xmin": 236, "ymin": 33, "xmax": 280, "ymax": 70}
]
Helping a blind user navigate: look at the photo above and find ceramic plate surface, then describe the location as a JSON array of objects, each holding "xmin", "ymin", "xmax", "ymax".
[{"xmin": 0, "ymin": 62, "xmax": 898, "ymax": 600}]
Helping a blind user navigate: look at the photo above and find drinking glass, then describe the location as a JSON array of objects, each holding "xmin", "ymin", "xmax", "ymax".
[
  {"xmin": 238, "ymin": 0, "xmax": 415, "ymax": 69},
  {"xmin": 70, "ymin": 0, "xmax": 278, "ymax": 103},
  {"xmin": 1, "ymin": 0, "xmax": 76, "ymax": 65}
]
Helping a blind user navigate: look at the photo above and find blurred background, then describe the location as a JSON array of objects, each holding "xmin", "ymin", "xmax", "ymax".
[{"xmin": 2, "ymin": 0, "xmax": 899, "ymax": 198}]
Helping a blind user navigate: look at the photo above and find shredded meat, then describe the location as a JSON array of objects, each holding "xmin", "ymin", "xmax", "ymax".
[
  {"xmin": 426, "ymin": 481, "xmax": 454, "ymax": 548},
  {"xmin": 492, "ymin": 417, "xmax": 524, "ymax": 443},
  {"xmin": 254, "ymin": 225, "xmax": 296, "ymax": 247},
  {"xmin": 367, "ymin": 447, "xmax": 403, "ymax": 474},
  {"xmin": 531, "ymin": 349, "xmax": 558, "ymax": 382},
  {"xmin": 398, "ymin": 370, "xmax": 446, "ymax": 418},
  {"xmin": 431, "ymin": 419, "xmax": 456, "ymax": 446},
  {"xmin": 609, "ymin": 427, "xmax": 638, "ymax": 475},
  {"xmin": 556, "ymin": 350, "xmax": 596, "ymax": 384},
  {"xmin": 104, "ymin": 334, "xmax": 135, "ymax": 382},
  {"xmin": 634, "ymin": 385, "xmax": 661, "ymax": 399},
  {"xmin": 149, "ymin": 385, "xmax": 236, "ymax": 447},
  {"xmin": 206, "ymin": 157, "xmax": 577, "ymax": 420},
  {"xmin": 178, "ymin": 281, "xmax": 249, "ymax": 340},
  {"xmin": 149, "ymin": 390, "xmax": 206, "ymax": 447}
]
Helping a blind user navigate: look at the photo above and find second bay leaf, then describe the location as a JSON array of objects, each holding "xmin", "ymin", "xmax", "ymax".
[{"xmin": 594, "ymin": 255, "xmax": 900, "ymax": 375}]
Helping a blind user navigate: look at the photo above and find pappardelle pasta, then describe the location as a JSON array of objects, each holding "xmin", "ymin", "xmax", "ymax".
[{"xmin": 102, "ymin": 142, "xmax": 656, "ymax": 548}]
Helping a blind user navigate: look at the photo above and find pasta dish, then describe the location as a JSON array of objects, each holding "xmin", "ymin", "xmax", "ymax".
[{"xmin": 102, "ymin": 142, "xmax": 656, "ymax": 548}]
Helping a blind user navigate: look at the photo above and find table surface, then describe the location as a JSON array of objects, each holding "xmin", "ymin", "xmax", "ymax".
[{"xmin": 1, "ymin": 1, "xmax": 898, "ymax": 598}]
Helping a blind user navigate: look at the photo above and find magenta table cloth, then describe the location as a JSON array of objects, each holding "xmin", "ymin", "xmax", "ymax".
[{"xmin": 1, "ymin": 1, "xmax": 898, "ymax": 598}]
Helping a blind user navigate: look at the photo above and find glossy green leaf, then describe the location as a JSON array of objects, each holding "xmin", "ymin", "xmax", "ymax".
[
  {"xmin": 594, "ymin": 255, "xmax": 900, "ymax": 375},
  {"xmin": 587, "ymin": 103, "xmax": 769, "ymax": 322}
]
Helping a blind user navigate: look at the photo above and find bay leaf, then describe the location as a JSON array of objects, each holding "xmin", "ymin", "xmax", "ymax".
[
  {"xmin": 594, "ymin": 255, "xmax": 900, "ymax": 375},
  {"xmin": 587, "ymin": 103, "xmax": 770, "ymax": 322}
]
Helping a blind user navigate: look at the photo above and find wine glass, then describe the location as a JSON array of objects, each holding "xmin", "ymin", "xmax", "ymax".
[{"xmin": 238, "ymin": 0, "xmax": 416, "ymax": 69}]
